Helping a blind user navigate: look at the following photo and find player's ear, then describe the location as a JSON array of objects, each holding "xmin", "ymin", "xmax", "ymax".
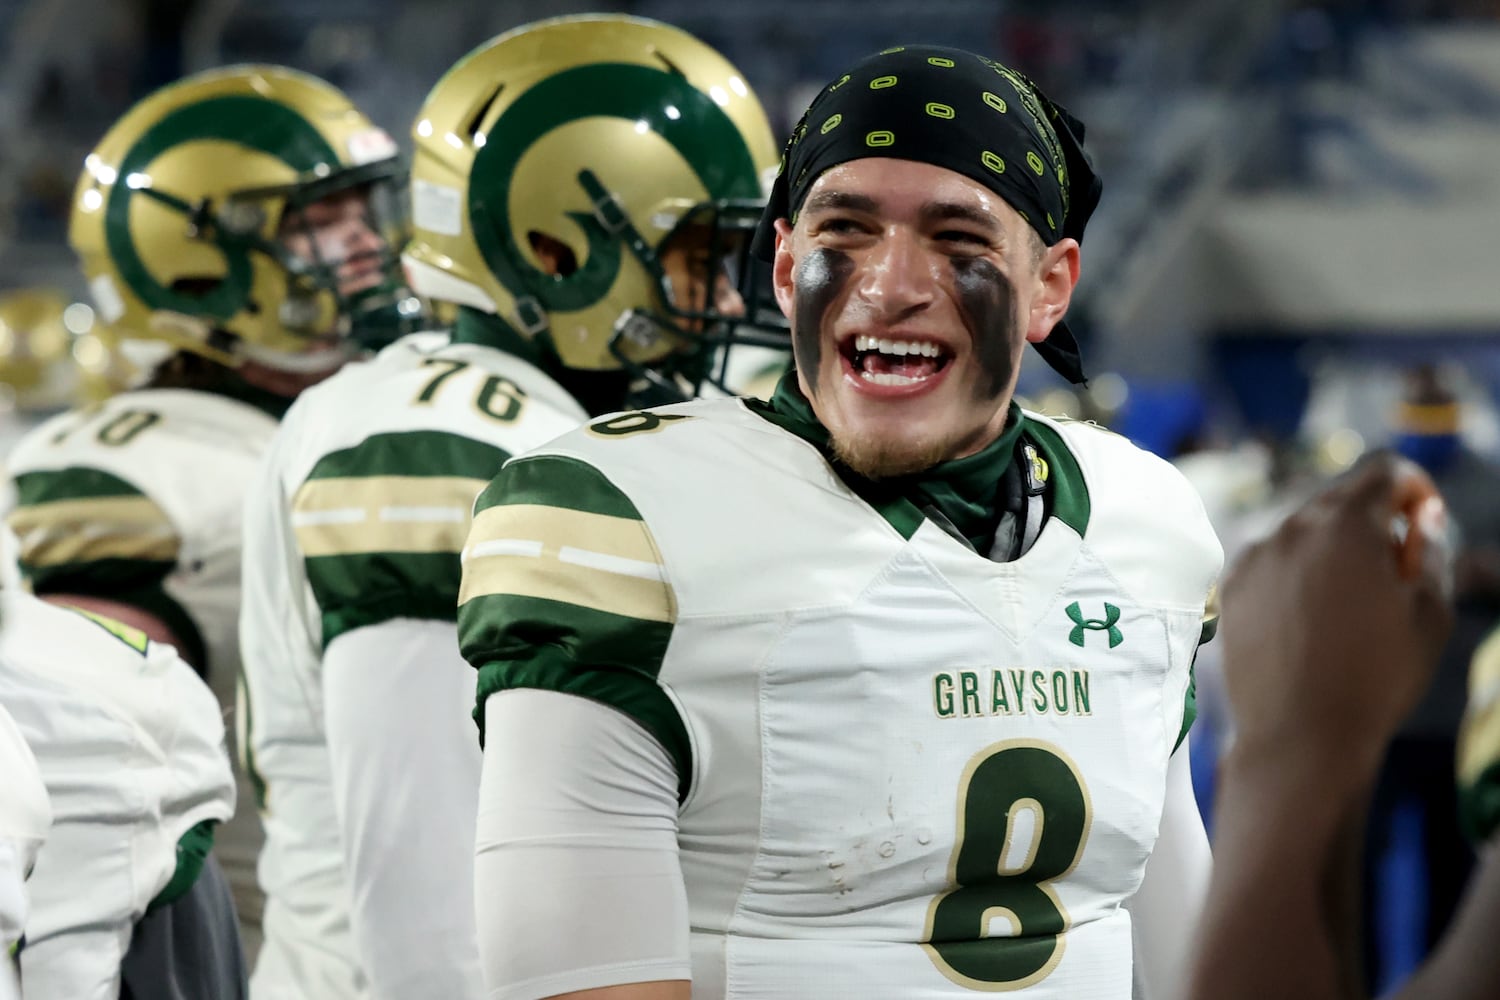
[
  {"xmin": 771, "ymin": 218, "xmax": 796, "ymax": 320},
  {"xmin": 1026, "ymin": 237, "xmax": 1080, "ymax": 345}
]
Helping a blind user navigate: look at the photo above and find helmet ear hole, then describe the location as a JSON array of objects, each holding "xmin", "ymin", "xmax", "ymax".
[
  {"xmin": 169, "ymin": 276, "xmax": 225, "ymax": 299},
  {"xmin": 527, "ymin": 231, "xmax": 578, "ymax": 277}
]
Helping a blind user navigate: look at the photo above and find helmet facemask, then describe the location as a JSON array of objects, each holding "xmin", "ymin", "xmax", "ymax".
[
  {"xmin": 593, "ymin": 188, "xmax": 790, "ymax": 404},
  {"xmin": 231, "ymin": 162, "xmax": 425, "ymax": 359},
  {"xmin": 70, "ymin": 66, "xmax": 425, "ymax": 382}
]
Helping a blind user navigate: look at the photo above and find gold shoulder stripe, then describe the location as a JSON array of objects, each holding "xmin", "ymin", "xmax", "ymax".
[
  {"xmin": 1459, "ymin": 630, "xmax": 1500, "ymax": 786},
  {"xmin": 292, "ymin": 475, "xmax": 488, "ymax": 557},
  {"xmin": 467, "ymin": 504, "xmax": 658, "ymax": 565},
  {"xmin": 459, "ymin": 504, "xmax": 673, "ymax": 623},
  {"xmin": 6, "ymin": 496, "xmax": 179, "ymax": 567}
]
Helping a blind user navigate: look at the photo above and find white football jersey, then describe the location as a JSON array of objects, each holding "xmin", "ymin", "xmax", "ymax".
[
  {"xmin": 0, "ymin": 411, "xmax": 53, "ymax": 517},
  {"xmin": 0, "ymin": 699, "xmax": 49, "ymax": 1000},
  {"xmin": 5, "ymin": 387, "xmax": 278, "ymax": 679},
  {"xmin": 459, "ymin": 399, "xmax": 1222, "ymax": 998},
  {"xmin": 0, "ymin": 590, "xmax": 234, "ymax": 1000},
  {"xmin": 4, "ymin": 386, "xmax": 279, "ymax": 948},
  {"xmin": 241, "ymin": 331, "xmax": 585, "ymax": 999}
]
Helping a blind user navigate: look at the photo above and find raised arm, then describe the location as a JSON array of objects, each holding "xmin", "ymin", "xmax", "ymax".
[{"xmin": 1187, "ymin": 455, "xmax": 1454, "ymax": 1000}]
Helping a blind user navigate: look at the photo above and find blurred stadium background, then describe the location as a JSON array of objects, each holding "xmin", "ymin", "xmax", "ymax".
[{"xmin": 2, "ymin": 0, "xmax": 1499, "ymax": 992}]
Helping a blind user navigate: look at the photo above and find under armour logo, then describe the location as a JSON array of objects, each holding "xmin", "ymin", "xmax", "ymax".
[{"xmin": 1066, "ymin": 602, "xmax": 1123, "ymax": 648}]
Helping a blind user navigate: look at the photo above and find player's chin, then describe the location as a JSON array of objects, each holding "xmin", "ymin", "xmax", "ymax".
[{"xmin": 831, "ymin": 421, "xmax": 954, "ymax": 478}]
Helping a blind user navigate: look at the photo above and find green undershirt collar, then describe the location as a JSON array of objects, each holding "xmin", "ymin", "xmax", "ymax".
[
  {"xmin": 751, "ymin": 372, "xmax": 1025, "ymax": 552},
  {"xmin": 450, "ymin": 306, "xmax": 638, "ymax": 417},
  {"xmin": 449, "ymin": 306, "xmax": 550, "ymax": 365}
]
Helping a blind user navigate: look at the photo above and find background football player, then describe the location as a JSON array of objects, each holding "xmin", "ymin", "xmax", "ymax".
[
  {"xmin": 0, "ymin": 699, "xmax": 48, "ymax": 1000},
  {"xmin": 0, "ymin": 290, "xmax": 83, "ymax": 458},
  {"xmin": 239, "ymin": 14, "xmax": 777, "ymax": 1000},
  {"xmin": 0, "ymin": 288, "xmax": 136, "ymax": 512},
  {"xmin": 0, "ymin": 539, "xmax": 237, "ymax": 999},
  {"xmin": 3, "ymin": 64, "xmax": 416, "ymax": 960}
]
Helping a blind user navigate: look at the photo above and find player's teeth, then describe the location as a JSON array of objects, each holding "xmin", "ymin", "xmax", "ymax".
[
  {"xmin": 860, "ymin": 370, "xmax": 927, "ymax": 386},
  {"xmin": 850, "ymin": 336, "xmax": 946, "ymax": 358}
]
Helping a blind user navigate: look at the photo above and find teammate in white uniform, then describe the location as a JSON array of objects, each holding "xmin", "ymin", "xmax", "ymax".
[
  {"xmin": 0, "ymin": 700, "xmax": 49, "ymax": 1000},
  {"xmin": 239, "ymin": 17, "xmax": 779, "ymax": 999},
  {"xmin": 3, "ymin": 66, "xmax": 416, "ymax": 960},
  {"xmin": 458, "ymin": 46, "xmax": 1219, "ymax": 999},
  {"xmin": 0, "ymin": 588, "xmax": 235, "ymax": 1000},
  {"xmin": 0, "ymin": 288, "xmax": 127, "ymax": 514}
]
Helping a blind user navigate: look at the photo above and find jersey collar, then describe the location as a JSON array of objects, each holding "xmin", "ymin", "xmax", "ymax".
[{"xmin": 747, "ymin": 371, "xmax": 1027, "ymax": 553}]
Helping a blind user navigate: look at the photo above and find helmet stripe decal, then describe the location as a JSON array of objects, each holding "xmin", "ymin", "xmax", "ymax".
[
  {"xmin": 468, "ymin": 63, "xmax": 760, "ymax": 314},
  {"xmin": 104, "ymin": 95, "xmax": 341, "ymax": 320}
]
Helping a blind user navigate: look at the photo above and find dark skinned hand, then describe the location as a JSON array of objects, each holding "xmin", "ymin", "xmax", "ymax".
[{"xmin": 1219, "ymin": 453, "xmax": 1455, "ymax": 771}]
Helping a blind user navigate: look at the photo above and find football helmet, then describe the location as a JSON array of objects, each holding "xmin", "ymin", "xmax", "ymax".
[
  {"xmin": 402, "ymin": 14, "xmax": 782, "ymax": 395},
  {"xmin": 71, "ymin": 316, "xmax": 147, "ymax": 402},
  {"xmin": 69, "ymin": 65, "xmax": 421, "ymax": 372},
  {"xmin": 0, "ymin": 288, "xmax": 78, "ymax": 412},
  {"xmin": 0, "ymin": 289, "xmax": 148, "ymax": 417}
]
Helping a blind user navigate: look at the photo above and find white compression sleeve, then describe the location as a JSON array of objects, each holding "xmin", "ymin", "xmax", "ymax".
[
  {"xmin": 475, "ymin": 688, "xmax": 691, "ymax": 1000},
  {"xmin": 1127, "ymin": 740, "xmax": 1213, "ymax": 1000},
  {"xmin": 323, "ymin": 618, "xmax": 485, "ymax": 1000}
]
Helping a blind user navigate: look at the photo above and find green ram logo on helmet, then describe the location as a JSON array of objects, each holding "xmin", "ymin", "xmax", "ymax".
[
  {"xmin": 467, "ymin": 63, "xmax": 762, "ymax": 314},
  {"xmin": 105, "ymin": 95, "xmax": 341, "ymax": 321}
]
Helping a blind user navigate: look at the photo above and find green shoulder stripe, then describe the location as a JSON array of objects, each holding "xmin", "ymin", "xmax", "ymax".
[
  {"xmin": 308, "ymin": 552, "xmax": 473, "ymax": 647},
  {"xmin": 306, "ymin": 430, "xmax": 505, "ymax": 482},
  {"xmin": 459, "ymin": 455, "xmax": 686, "ymax": 796},
  {"xmin": 472, "ymin": 453, "xmax": 642, "ymax": 519},
  {"xmin": 296, "ymin": 430, "xmax": 507, "ymax": 647},
  {"xmin": 461, "ymin": 454, "xmax": 673, "ymax": 624},
  {"xmin": 13, "ymin": 466, "xmax": 146, "ymax": 505},
  {"xmin": 465, "ymin": 597, "xmax": 687, "ymax": 800},
  {"xmin": 8, "ymin": 467, "xmax": 178, "ymax": 570}
]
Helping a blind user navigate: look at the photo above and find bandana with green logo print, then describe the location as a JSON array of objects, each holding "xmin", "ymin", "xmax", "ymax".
[{"xmin": 752, "ymin": 44, "xmax": 1102, "ymax": 385}]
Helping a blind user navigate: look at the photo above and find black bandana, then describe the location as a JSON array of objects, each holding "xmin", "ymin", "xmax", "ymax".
[{"xmin": 752, "ymin": 45, "xmax": 1102, "ymax": 385}]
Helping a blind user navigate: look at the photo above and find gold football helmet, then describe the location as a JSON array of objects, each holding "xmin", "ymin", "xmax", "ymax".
[
  {"xmin": 69, "ymin": 65, "xmax": 420, "ymax": 372},
  {"xmin": 0, "ymin": 288, "xmax": 78, "ymax": 412},
  {"xmin": 0, "ymin": 289, "xmax": 145, "ymax": 416},
  {"xmin": 402, "ymin": 15, "xmax": 780, "ymax": 392}
]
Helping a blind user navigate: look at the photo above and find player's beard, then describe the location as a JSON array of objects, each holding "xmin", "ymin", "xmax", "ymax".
[{"xmin": 831, "ymin": 426, "xmax": 953, "ymax": 480}]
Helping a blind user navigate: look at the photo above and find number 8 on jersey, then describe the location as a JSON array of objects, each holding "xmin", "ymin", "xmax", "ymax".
[{"xmin": 923, "ymin": 740, "xmax": 1093, "ymax": 991}]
